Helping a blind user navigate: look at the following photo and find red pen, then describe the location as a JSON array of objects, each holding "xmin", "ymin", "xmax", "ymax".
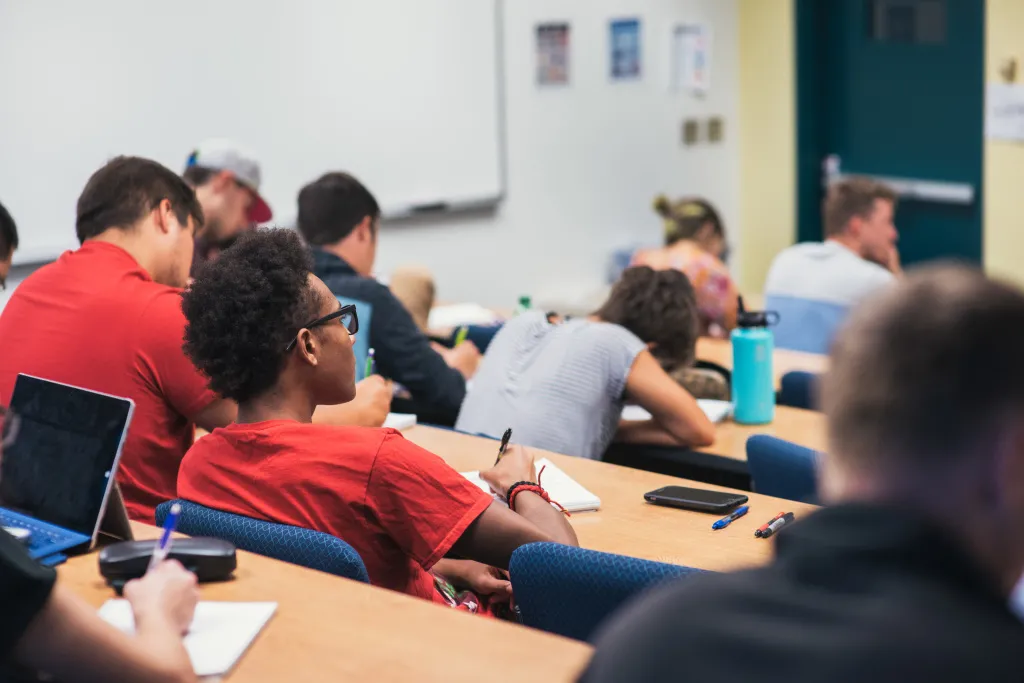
[{"xmin": 754, "ymin": 511, "xmax": 786, "ymax": 538}]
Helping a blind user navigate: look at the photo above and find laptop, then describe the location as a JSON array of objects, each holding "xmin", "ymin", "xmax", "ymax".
[{"xmin": 0, "ymin": 374, "xmax": 135, "ymax": 560}]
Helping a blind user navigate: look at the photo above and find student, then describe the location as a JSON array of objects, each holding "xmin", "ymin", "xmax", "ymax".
[
  {"xmin": 297, "ymin": 172, "xmax": 479, "ymax": 426},
  {"xmin": 456, "ymin": 266, "xmax": 716, "ymax": 461},
  {"xmin": 582, "ymin": 266, "xmax": 1024, "ymax": 682},
  {"xmin": 181, "ymin": 139, "xmax": 272, "ymax": 273},
  {"xmin": 763, "ymin": 177, "xmax": 899, "ymax": 353},
  {"xmin": 176, "ymin": 229, "xmax": 577, "ymax": 609},
  {"xmin": 0, "ymin": 156, "xmax": 236, "ymax": 522},
  {"xmin": 631, "ymin": 196, "xmax": 738, "ymax": 338},
  {"xmin": 0, "ymin": 200, "xmax": 17, "ymax": 293},
  {"xmin": 1, "ymin": 406, "xmax": 198, "ymax": 683}
]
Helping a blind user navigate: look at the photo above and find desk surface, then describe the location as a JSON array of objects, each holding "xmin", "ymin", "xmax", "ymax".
[
  {"xmin": 404, "ymin": 426, "xmax": 817, "ymax": 569},
  {"xmin": 697, "ymin": 407, "xmax": 827, "ymax": 462},
  {"xmin": 696, "ymin": 337, "xmax": 830, "ymax": 384},
  {"xmin": 60, "ymin": 523, "xmax": 593, "ymax": 683}
]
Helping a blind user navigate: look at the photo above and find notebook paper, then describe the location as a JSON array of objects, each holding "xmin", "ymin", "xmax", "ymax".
[
  {"xmin": 99, "ymin": 600, "xmax": 277, "ymax": 677},
  {"xmin": 621, "ymin": 399, "xmax": 733, "ymax": 424},
  {"xmin": 383, "ymin": 413, "xmax": 417, "ymax": 431},
  {"xmin": 462, "ymin": 458, "xmax": 600, "ymax": 512}
]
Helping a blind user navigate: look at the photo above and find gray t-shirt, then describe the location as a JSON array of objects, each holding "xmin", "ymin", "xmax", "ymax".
[{"xmin": 455, "ymin": 311, "xmax": 646, "ymax": 460}]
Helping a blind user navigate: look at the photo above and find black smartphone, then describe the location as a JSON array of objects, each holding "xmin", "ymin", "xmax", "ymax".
[{"xmin": 644, "ymin": 486, "xmax": 749, "ymax": 513}]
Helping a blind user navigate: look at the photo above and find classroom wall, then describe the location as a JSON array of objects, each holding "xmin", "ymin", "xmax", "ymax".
[
  {"xmin": 0, "ymin": 0, "xmax": 739, "ymax": 312},
  {"xmin": 983, "ymin": 0, "xmax": 1024, "ymax": 287},
  {"xmin": 735, "ymin": 0, "xmax": 795, "ymax": 294}
]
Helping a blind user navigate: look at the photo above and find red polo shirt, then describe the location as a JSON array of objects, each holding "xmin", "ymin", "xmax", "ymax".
[
  {"xmin": 0, "ymin": 241, "xmax": 219, "ymax": 521},
  {"xmin": 177, "ymin": 422, "xmax": 493, "ymax": 604}
]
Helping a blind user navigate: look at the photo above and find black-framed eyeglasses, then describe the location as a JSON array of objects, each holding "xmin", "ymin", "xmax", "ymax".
[{"xmin": 284, "ymin": 304, "xmax": 358, "ymax": 352}]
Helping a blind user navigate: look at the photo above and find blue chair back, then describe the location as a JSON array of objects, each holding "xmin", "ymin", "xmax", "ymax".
[
  {"xmin": 765, "ymin": 294, "xmax": 848, "ymax": 354},
  {"xmin": 746, "ymin": 435, "xmax": 819, "ymax": 504},
  {"xmin": 509, "ymin": 542, "xmax": 705, "ymax": 642},
  {"xmin": 336, "ymin": 297, "xmax": 373, "ymax": 380},
  {"xmin": 778, "ymin": 371, "xmax": 819, "ymax": 410},
  {"xmin": 155, "ymin": 500, "xmax": 370, "ymax": 583}
]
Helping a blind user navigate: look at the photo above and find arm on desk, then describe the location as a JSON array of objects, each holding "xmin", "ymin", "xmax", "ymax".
[
  {"xmin": 13, "ymin": 562, "xmax": 197, "ymax": 683},
  {"xmin": 622, "ymin": 351, "xmax": 715, "ymax": 447},
  {"xmin": 190, "ymin": 398, "xmax": 237, "ymax": 433},
  {"xmin": 451, "ymin": 445, "xmax": 579, "ymax": 569}
]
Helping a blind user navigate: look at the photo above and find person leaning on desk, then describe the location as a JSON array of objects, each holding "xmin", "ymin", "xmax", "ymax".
[{"xmin": 0, "ymin": 405, "xmax": 198, "ymax": 683}]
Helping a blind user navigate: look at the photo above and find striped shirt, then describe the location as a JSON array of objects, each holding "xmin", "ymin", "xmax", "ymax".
[{"xmin": 455, "ymin": 311, "xmax": 646, "ymax": 460}]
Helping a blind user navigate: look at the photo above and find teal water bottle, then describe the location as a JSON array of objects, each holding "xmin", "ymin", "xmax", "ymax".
[{"xmin": 731, "ymin": 298, "xmax": 780, "ymax": 425}]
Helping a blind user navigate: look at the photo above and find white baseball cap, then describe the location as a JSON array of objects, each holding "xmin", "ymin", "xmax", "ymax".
[{"xmin": 185, "ymin": 139, "xmax": 272, "ymax": 223}]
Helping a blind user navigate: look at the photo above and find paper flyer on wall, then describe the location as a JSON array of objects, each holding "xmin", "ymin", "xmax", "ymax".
[
  {"xmin": 672, "ymin": 23, "xmax": 712, "ymax": 94},
  {"xmin": 609, "ymin": 18, "xmax": 642, "ymax": 80},
  {"xmin": 536, "ymin": 22, "xmax": 570, "ymax": 86}
]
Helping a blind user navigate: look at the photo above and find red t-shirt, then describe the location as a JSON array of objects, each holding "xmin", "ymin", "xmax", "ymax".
[
  {"xmin": 0, "ymin": 242, "xmax": 219, "ymax": 521},
  {"xmin": 177, "ymin": 421, "xmax": 493, "ymax": 604}
]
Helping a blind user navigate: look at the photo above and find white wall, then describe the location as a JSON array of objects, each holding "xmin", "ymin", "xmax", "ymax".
[{"xmin": 1, "ymin": 0, "xmax": 739, "ymax": 311}]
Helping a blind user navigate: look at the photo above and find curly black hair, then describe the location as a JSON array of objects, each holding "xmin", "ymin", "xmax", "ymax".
[
  {"xmin": 594, "ymin": 266, "xmax": 700, "ymax": 371},
  {"xmin": 182, "ymin": 228, "xmax": 323, "ymax": 403}
]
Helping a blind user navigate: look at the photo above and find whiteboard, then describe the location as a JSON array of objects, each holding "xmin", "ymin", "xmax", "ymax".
[{"xmin": 0, "ymin": 0, "xmax": 504, "ymax": 264}]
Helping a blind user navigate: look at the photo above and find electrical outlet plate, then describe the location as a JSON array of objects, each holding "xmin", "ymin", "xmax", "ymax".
[
  {"xmin": 707, "ymin": 117, "xmax": 723, "ymax": 142},
  {"xmin": 683, "ymin": 119, "xmax": 699, "ymax": 145}
]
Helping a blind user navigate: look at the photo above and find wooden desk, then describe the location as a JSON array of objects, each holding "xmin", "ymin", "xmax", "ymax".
[
  {"xmin": 404, "ymin": 426, "xmax": 817, "ymax": 570},
  {"xmin": 60, "ymin": 523, "xmax": 592, "ymax": 683},
  {"xmin": 696, "ymin": 337, "xmax": 830, "ymax": 385},
  {"xmin": 696, "ymin": 407, "xmax": 827, "ymax": 462}
]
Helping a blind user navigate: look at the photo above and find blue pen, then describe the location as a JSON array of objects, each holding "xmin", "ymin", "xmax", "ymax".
[
  {"xmin": 712, "ymin": 505, "xmax": 749, "ymax": 530},
  {"xmin": 146, "ymin": 502, "xmax": 181, "ymax": 572}
]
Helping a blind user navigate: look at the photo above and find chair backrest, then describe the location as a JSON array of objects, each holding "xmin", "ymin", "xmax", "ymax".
[
  {"xmin": 778, "ymin": 371, "xmax": 820, "ymax": 410},
  {"xmin": 509, "ymin": 542, "xmax": 705, "ymax": 642},
  {"xmin": 336, "ymin": 296, "xmax": 373, "ymax": 380},
  {"xmin": 156, "ymin": 500, "xmax": 370, "ymax": 583},
  {"xmin": 746, "ymin": 435, "xmax": 819, "ymax": 504},
  {"xmin": 765, "ymin": 294, "xmax": 849, "ymax": 354}
]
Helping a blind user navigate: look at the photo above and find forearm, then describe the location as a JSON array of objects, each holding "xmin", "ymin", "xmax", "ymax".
[
  {"xmin": 615, "ymin": 420, "xmax": 687, "ymax": 446},
  {"xmin": 313, "ymin": 401, "xmax": 386, "ymax": 428},
  {"xmin": 513, "ymin": 492, "xmax": 578, "ymax": 547}
]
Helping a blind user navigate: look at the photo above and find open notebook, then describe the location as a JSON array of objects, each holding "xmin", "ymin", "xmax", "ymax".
[
  {"xmin": 383, "ymin": 413, "xmax": 417, "ymax": 431},
  {"xmin": 462, "ymin": 458, "xmax": 601, "ymax": 513},
  {"xmin": 621, "ymin": 399, "xmax": 733, "ymax": 424},
  {"xmin": 99, "ymin": 600, "xmax": 277, "ymax": 677}
]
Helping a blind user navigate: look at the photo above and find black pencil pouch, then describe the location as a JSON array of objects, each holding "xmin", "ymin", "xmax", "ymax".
[{"xmin": 98, "ymin": 537, "xmax": 237, "ymax": 593}]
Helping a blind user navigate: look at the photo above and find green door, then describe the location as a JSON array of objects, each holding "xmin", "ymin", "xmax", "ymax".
[{"xmin": 796, "ymin": 0, "xmax": 984, "ymax": 265}]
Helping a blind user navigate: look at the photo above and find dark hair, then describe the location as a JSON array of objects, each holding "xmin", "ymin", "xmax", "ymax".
[
  {"xmin": 0, "ymin": 200, "xmax": 18, "ymax": 258},
  {"xmin": 595, "ymin": 266, "xmax": 700, "ymax": 370},
  {"xmin": 824, "ymin": 264, "xmax": 1024, "ymax": 472},
  {"xmin": 653, "ymin": 196, "xmax": 724, "ymax": 246},
  {"xmin": 182, "ymin": 228, "xmax": 323, "ymax": 403},
  {"xmin": 823, "ymin": 177, "xmax": 897, "ymax": 237},
  {"xmin": 182, "ymin": 166, "xmax": 217, "ymax": 188},
  {"xmin": 76, "ymin": 156, "xmax": 204, "ymax": 244},
  {"xmin": 297, "ymin": 172, "xmax": 380, "ymax": 247}
]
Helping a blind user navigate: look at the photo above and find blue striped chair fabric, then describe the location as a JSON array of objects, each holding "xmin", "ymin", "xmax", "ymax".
[
  {"xmin": 155, "ymin": 500, "xmax": 370, "ymax": 583},
  {"xmin": 746, "ymin": 435, "xmax": 820, "ymax": 504},
  {"xmin": 509, "ymin": 542, "xmax": 705, "ymax": 642},
  {"xmin": 765, "ymin": 293, "xmax": 849, "ymax": 355}
]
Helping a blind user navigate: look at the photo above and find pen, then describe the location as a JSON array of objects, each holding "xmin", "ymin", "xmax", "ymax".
[
  {"xmin": 146, "ymin": 502, "xmax": 181, "ymax": 573},
  {"xmin": 760, "ymin": 512, "xmax": 795, "ymax": 539},
  {"xmin": 454, "ymin": 326, "xmax": 469, "ymax": 347},
  {"xmin": 712, "ymin": 505, "xmax": 749, "ymax": 530},
  {"xmin": 364, "ymin": 348, "xmax": 376, "ymax": 377},
  {"xmin": 754, "ymin": 511, "xmax": 786, "ymax": 538},
  {"xmin": 495, "ymin": 428, "xmax": 512, "ymax": 465}
]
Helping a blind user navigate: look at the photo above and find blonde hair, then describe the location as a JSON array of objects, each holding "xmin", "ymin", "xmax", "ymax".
[{"xmin": 653, "ymin": 195, "xmax": 724, "ymax": 246}]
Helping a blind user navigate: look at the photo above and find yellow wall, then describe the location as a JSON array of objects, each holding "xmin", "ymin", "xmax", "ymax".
[
  {"xmin": 984, "ymin": 0, "xmax": 1024, "ymax": 285},
  {"xmin": 737, "ymin": 0, "xmax": 796, "ymax": 294}
]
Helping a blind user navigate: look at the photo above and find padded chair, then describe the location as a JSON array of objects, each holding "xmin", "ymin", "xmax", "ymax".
[
  {"xmin": 778, "ymin": 371, "xmax": 819, "ymax": 411},
  {"xmin": 155, "ymin": 500, "xmax": 370, "ymax": 583},
  {"xmin": 765, "ymin": 293, "xmax": 848, "ymax": 354},
  {"xmin": 746, "ymin": 435, "xmax": 819, "ymax": 504},
  {"xmin": 335, "ymin": 296, "xmax": 373, "ymax": 380},
  {"xmin": 509, "ymin": 542, "xmax": 705, "ymax": 642}
]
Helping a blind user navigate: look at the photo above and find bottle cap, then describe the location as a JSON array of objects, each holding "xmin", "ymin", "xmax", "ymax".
[{"xmin": 735, "ymin": 296, "xmax": 780, "ymax": 329}]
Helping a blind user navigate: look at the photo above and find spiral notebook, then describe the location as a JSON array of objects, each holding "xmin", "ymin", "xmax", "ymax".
[{"xmin": 461, "ymin": 458, "xmax": 601, "ymax": 513}]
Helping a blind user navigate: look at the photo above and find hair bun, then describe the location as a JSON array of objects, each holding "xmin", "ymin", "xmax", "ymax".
[{"xmin": 653, "ymin": 195, "xmax": 672, "ymax": 218}]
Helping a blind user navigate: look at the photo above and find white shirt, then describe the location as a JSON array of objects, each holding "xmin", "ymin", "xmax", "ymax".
[{"xmin": 764, "ymin": 240, "xmax": 894, "ymax": 306}]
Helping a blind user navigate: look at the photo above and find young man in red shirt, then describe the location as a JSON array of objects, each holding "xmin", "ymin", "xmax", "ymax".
[
  {"xmin": 0, "ymin": 156, "xmax": 237, "ymax": 521},
  {"xmin": 177, "ymin": 229, "xmax": 578, "ymax": 609}
]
